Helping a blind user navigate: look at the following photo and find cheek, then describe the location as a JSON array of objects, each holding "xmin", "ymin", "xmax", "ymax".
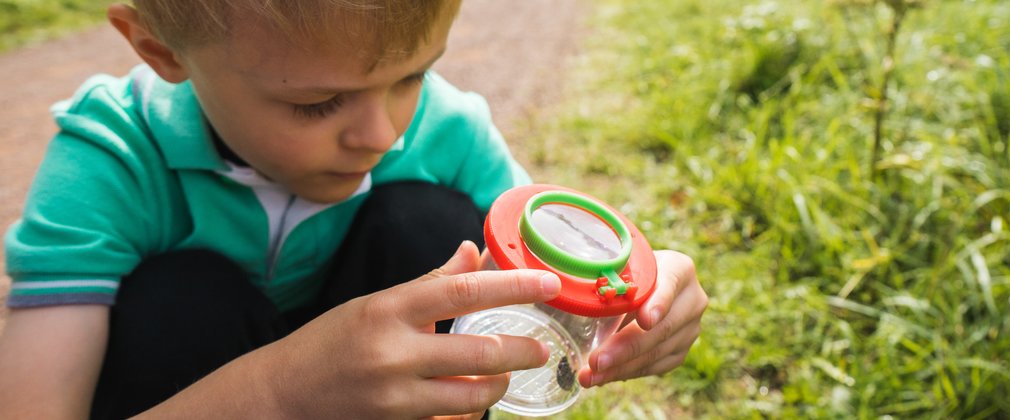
[
  {"xmin": 199, "ymin": 92, "xmax": 283, "ymax": 150},
  {"xmin": 246, "ymin": 130, "xmax": 328, "ymax": 168},
  {"xmin": 391, "ymin": 89, "xmax": 423, "ymax": 134},
  {"xmin": 212, "ymin": 107, "xmax": 324, "ymax": 174}
]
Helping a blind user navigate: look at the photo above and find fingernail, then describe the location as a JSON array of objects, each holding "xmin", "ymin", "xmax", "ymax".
[
  {"xmin": 597, "ymin": 353, "xmax": 611, "ymax": 372},
  {"xmin": 456, "ymin": 240, "xmax": 472, "ymax": 254},
  {"xmin": 650, "ymin": 308, "xmax": 663, "ymax": 326},
  {"xmin": 540, "ymin": 273, "xmax": 561, "ymax": 296},
  {"xmin": 540, "ymin": 342, "xmax": 551, "ymax": 364}
]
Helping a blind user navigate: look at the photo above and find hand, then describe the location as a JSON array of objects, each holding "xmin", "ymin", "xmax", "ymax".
[
  {"xmin": 577, "ymin": 250, "xmax": 708, "ymax": 387},
  {"xmin": 260, "ymin": 241, "xmax": 562, "ymax": 419}
]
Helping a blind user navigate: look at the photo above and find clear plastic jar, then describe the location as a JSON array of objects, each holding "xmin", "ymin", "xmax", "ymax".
[
  {"xmin": 450, "ymin": 185, "xmax": 657, "ymax": 417},
  {"xmin": 452, "ymin": 259, "xmax": 625, "ymax": 415}
]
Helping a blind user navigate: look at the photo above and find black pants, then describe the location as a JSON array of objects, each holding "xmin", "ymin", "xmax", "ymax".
[{"xmin": 90, "ymin": 182, "xmax": 486, "ymax": 419}]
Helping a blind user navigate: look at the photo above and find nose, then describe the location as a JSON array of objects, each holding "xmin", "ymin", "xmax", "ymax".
[{"xmin": 339, "ymin": 93, "xmax": 399, "ymax": 153}]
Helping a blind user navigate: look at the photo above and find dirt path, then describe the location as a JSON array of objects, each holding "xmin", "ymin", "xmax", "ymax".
[{"xmin": 0, "ymin": 1, "xmax": 585, "ymax": 319}]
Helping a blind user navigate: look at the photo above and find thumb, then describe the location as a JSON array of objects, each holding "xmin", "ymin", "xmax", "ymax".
[
  {"xmin": 427, "ymin": 413, "xmax": 484, "ymax": 420},
  {"xmin": 420, "ymin": 240, "xmax": 481, "ymax": 281}
]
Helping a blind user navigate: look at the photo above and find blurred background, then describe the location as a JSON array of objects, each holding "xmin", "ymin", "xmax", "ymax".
[{"xmin": 1, "ymin": 0, "xmax": 1008, "ymax": 418}]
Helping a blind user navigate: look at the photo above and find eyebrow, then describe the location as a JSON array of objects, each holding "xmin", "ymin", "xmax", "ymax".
[{"xmin": 290, "ymin": 48, "xmax": 446, "ymax": 95}]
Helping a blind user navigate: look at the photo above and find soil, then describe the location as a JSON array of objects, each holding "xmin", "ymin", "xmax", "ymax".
[{"xmin": 0, "ymin": 0, "xmax": 586, "ymax": 326}]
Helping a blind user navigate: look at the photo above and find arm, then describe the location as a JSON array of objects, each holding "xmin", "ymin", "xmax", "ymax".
[
  {"xmin": 138, "ymin": 241, "xmax": 560, "ymax": 419},
  {"xmin": 0, "ymin": 305, "xmax": 110, "ymax": 419}
]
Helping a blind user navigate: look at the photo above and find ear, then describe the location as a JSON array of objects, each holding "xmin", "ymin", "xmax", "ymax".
[{"xmin": 108, "ymin": 4, "xmax": 189, "ymax": 83}]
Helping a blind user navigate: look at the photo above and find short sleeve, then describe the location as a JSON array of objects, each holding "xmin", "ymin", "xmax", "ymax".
[{"xmin": 4, "ymin": 82, "xmax": 159, "ymax": 307}]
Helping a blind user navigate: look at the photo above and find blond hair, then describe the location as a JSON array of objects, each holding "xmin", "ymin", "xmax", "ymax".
[{"xmin": 133, "ymin": 0, "xmax": 460, "ymax": 63}]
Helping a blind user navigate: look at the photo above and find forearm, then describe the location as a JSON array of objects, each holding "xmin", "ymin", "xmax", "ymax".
[
  {"xmin": 0, "ymin": 306, "xmax": 109, "ymax": 420},
  {"xmin": 136, "ymin": 341, "xmax": 288, "ymax": 419}
]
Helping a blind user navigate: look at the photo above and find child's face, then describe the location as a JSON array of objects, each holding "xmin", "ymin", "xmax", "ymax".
[{"xmin": 179, "ymin": 17, "xmax": 451, "ymax": 204}]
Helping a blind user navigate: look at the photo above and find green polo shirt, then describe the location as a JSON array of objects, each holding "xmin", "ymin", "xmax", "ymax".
[{"xmin": 4, "ymin": 65, "xmax": 530, "ymax": 311}]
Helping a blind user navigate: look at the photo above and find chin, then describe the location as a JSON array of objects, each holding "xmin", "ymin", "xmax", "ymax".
[
  {"xmin": 299, "ymin": 191, "xmax": 354, "ymax": 204},
  {"xmin": 296, "ymin": 185, "xmax": 360, "ymax": 204}
]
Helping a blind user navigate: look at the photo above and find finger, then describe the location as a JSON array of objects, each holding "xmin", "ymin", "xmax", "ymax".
[
  {"xmin": 581, "ymin": 319, "xmax": 700, "ymax": 387},
  {"xmin": 478, "ymin": 247, "xmax": 495, "ymax": 270},
  {"xmin": 645, "ymin": 351, "xmax": 691, "ymax": 377},
  {"xmin": 587, "ymin": 281, "xmax": 706, "ymax": 376},
  {"xmin": 414, "ymin": 374, "xmax": 510, "ymax": 417},
  {"xmin": 398, "ymin": 269, "xmax": 561, "ymax": 326},
  {"xmin": 426, "ymin": 413, "xmax": 484, "ymax": 420},
  {"xmin": 416, "ymin": 333, "xmax": 549, "ymax": 377},
  {"xmin": 637, "ymin": 250, "xmax": 697, "ymax": 330},
  {"xmin": 577, "ymin": 348, "xmax": 691, "ymax": 388},
  {"xmin": 418, "ymin": 240, "xmax": 482, "ymax": 282}
]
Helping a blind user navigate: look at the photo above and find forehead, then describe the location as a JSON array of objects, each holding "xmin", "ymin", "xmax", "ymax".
[{"xmin": 196, "ymin": 13, "xmax": 451, "ymax": 91}]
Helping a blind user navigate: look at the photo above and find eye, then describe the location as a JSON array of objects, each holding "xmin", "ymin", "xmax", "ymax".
[
  {"xmin": 293, "ymin": 94, "xmax": 346, "ymax": 119},
  {"xmin": 401, "ymin": 71, "xmax": 427, "ymax": 87}
]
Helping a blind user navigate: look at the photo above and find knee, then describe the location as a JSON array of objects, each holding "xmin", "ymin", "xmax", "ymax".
[
  {"xmin": 361, "ymin": 181, "xmax": 485, "ymax": 247},
  {"xmin": 93, "ymin": 250, "xmax": 282, "ymax": 420},
  {"xmin": 120, "ymin": 249, "xmax": 248, "ymax": 307},
  {"xmin": 116, "ymin": 249, "xmax": 278, "ymax": 331}
]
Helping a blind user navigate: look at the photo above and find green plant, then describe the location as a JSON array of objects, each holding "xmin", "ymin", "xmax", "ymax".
[
  {"xmin": 0, "ymin": 0, "xmax": 110, "ymax": 53},
  {"xmin": 516, "ymin": 0, "xmax": 1010, "ymax": 417}
]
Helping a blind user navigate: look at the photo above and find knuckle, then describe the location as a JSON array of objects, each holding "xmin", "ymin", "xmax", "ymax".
[
  {"xmin": 470, "ymin": 384, "xmax": 490, "ymax": 412},
  {"xmin": 465, "ymin": 379, "xmax": 500, "ymax": 413},
  {"xmin": 508, "ymin": 272, "xmax": 530, "ymax": 298},
  {"xmin": 373, "ymin": 383, "xmax": 406, "ymax": 417},
  {"xmin": 670, "ymin": 352, "xmax": 688, "ymax": 370},
  {"xmin": 490, "ymin": 374, "xmax": 510, "ymax": 402},
  {"xmin": 699, "ymin": 289, "xmax": 711, "ymax": 312},
  {"xmin": 690, "ymin": 321, "xmax": 702, "ymax": 340},
  {"xmin": 647, "ymin": 345, "xmax": 667, "ymax": 365},
  {"xmin": 627, "ymin": 337, "xmax": 644, "ymax": 360},
  {"xmin": 636, "ymin": 364, "xmax": 654, "ymax": 380},
  {"xmin": 425, "ymin": 266, "xmax": 448, "ymax": 280},
  {"xmin": 671, "ymin": 253, "xmax": 698, "ymax": 285},
  {"xmin": 365, "ymin": 292, "xmax": 412, "ymax": 327},
  {"xmin": 361, "ymin": 293, "xmax": 393, "ymax": 321},
  {"xmin": 367, "ymin": 341, "xmax": 406, "ymax": 376},
  {"xmin": 655, "ymin": 352, "xmax": 689, "ymax": 375},
  {"xmin": 447, "ymin": 273, "xmax": 482, "ymax": 310},
  {"xmin": 379, "ymin": 345, "xmax": 409, "ymax": 372},
  {"xmin": 675, "ymin": 252, "xmax": 697, "ymax": 273},
  {"xmin": 473, "ymin": 336, "xmax": 503, "ymax": 370},
  {"xmin": 659, "ymin": 317, "xmax": 678, "ymax": 339}
]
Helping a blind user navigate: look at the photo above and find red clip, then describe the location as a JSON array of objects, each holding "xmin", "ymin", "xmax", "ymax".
[
  {"xmin": 620, "ymin": 273, "xmax": 632, "ymax": 281},
  {"xmin": 597, "ymin": 287, "xmax": 618, "ymax": 302},
  {"xmin": 625, "ymin": 282, "xmax": 638, "ymax": 300},
  {"xmin": 596, "ymin": 277, "xmax": 609, "ymax": 288},
  {"xmin": 603, "ymin": 287, "xmax": 617, "ymax": 302}
]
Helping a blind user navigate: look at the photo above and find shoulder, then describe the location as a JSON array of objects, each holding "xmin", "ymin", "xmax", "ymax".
[
  {"xmin": 52, "ymin": 66, "xmax": 141, "ymax": 129},
  {"xmin": 47, "ymin": 65, "xmax": 166, "ymax": 171}
]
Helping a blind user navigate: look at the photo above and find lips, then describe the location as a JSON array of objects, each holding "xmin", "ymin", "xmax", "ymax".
[{"xmin": 326, "ymin": 159, "xmax": 378, "ymax": 179}]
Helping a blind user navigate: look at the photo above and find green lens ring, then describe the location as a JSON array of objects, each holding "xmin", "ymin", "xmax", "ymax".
[{"xmin": 519, "ymin": 191, "xmax": 633, "ymax": 281}]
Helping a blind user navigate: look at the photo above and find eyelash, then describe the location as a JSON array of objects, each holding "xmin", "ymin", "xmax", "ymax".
[
  {"xmin": 292, "ymin": 94, "xmax": 346, "ymax": 119},
  {"xmin": 291, "ymin": 72, "xmax": 428, "ymax": 119}
]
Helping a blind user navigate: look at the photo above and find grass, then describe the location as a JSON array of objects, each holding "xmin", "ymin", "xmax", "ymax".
[
  {"xmin": 0, "ymin": 0, "xmax": 110, "ymax": 53},
  {"xmin": 502, "ymin": 0, "xmax": 1010, "ymax": 418},
  {"xmin": 3, "ymin": 0, "xmax": 1007, "ymax": 418}
]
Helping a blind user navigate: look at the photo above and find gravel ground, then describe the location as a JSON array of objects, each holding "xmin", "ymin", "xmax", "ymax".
[{"xmin": 0, "ymin": 0, "xmax": 586, "ymax": 325}]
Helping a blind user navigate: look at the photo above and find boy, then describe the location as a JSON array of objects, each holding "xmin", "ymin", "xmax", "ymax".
[{"xmin": 0, "ymin": 1, "xmax": 708, "ymax": 418}]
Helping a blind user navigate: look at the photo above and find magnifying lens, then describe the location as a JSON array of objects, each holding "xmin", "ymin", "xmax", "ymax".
[{"xmin": 451, "ymin": 185, "xmax": 657, "ymax": 416}]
